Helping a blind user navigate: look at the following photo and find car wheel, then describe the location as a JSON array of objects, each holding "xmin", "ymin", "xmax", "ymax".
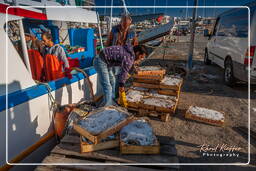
[
  {"xmin": 204, "ymin": 49, "xmax": 211, "ymax": 65},
  {"xmin": 224, "ymin": 58, "xmax": 235, "ymax": 87}
]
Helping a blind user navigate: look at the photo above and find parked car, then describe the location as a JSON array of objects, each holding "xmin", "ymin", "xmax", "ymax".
[{"xmin": 204, "ymin": 2, "xmax": 256, "ymax": 86}]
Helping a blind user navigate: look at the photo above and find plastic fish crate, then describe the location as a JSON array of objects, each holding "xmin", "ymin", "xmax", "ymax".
[{"xmin": 73, "ymin": 106, "xmax": 134, "ymax": 144}]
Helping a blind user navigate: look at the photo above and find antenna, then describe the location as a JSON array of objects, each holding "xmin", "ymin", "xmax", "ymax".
[
  {"xmin": 109, "ymin": 0, "xmax": 113, "ymax": 31},
  {"xmin": 104, "ymin": 0, "xmax": 106, "ymax": 16},
  {"xmin": 186, "ymin": 0, "xmax": 188, "ymax": 19},
  {"xmin": 203, "ymin": 0, "xmax": 206, "ymax": 18},
  {"xmin": 154, "ymin": 0, "xmax": 156, "ymax": 14}
]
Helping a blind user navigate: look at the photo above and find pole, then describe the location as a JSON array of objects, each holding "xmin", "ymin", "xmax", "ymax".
[
  {"xmin": 214, "ymin": 0, "xmax": 216, "ymax": 17},
  {"xmin": 18, "ymin": 20, "xmax": 32, "ymax": 75},
  {"xmin": 97, "ymin": 12, "xmax": 104, "ymax": 49},
  {"xmin": 187, "ymin": 0, "xmax": 198, "ymax": 71},
  {"xmin": 109, "ymin": 0, "xmax": 113, "ymax": 31},
  {"xmin": 154, "ymin": 0, "xmax": 156, "ymax": 14}
]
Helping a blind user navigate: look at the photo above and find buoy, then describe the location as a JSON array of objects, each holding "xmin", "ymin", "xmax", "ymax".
[{"xmin": 54, "ymin": 104, "xmax": 75, "ymax": 138}]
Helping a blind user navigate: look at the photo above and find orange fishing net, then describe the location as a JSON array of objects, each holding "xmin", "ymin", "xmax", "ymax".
[
  {"xmin": 28, "ymin": 49, "xmax": 44, "ymax": 81},
  {"xmin": 44, "ymin": 54, "xmax": 65, "ymax": 81}
]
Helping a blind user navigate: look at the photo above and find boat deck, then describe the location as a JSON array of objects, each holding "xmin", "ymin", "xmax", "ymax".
[{"xmin": 35, "ymin": 132, "xmax": 179, "ymax": 171}]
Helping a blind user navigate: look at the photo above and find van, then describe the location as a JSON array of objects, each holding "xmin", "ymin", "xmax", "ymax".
[{"xmin": 204, "ymin": 2, "xmax": 256, "ymax": 86}]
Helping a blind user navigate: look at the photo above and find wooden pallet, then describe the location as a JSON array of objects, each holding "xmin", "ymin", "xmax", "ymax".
[
  {"xmin": 80, "ymin": 136, "xmax": 119, "ymax": 153},
  {"xmin": 35, "ymin": 133, "xmax": 179, "ymax": 171},
  {"xmin": 185, "ymin": 106, "xmax": 225, "ymax": 126},
  {"xmin": 120, "ymin": 141, "xmax": 160, "ymax": 154},
  {"xmin": 73, "ymin": 106, "xmax": 134, "ymax": 144}
]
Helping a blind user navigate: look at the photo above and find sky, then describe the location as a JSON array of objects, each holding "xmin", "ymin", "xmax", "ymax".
[{"xmin": 94, "ymin": 0, "xmax": 255, "ymax": 17}]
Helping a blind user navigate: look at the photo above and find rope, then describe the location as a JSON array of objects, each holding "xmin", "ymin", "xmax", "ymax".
[
  {"xmin": 35, "ymin": 80, "xmax": 61, "ymax": 142},
  {"xmin": 72, "ymin": 67, "xmax": 95, "ymax": 103},
  {"xmin": 35, "ymin": 80, "xmax": 59, "ymax": 111}
]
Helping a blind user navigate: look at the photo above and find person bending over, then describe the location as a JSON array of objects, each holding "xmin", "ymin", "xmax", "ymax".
[{"xmin": 93, "ymin": 44, "xmax": 147, "ymax": 106}]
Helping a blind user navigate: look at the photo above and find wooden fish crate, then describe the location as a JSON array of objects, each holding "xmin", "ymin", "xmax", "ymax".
[
  {"xmin": 134, "ymin": 78, "xmax": 161, "ymax": 85},
  {"xmin": 80, "ymin": 136, "xmax": 119, "ymax": 153},
  {"xmin": 137, "ymin": 69, "xmax": 166, "ymax": 76},
  {"xmin": 185, "ymin": 106, "xmax": 225, "ymax": 126},
  {"xmin": 72, "ymin": 108, "xmax": 91, "ymax": 117},
  {"xmin": 133, "ymin": 82, "xmax": 159, "ymax": 89},
  {"xmin": 127, "ymin": 101, "xmax": 140, "ymax": 109},
  {"xmin": 73, "ymin": 106, "xmax": 134, "ymax": 144},
  {"xmin": 132, "ymin": 74, "xmax": 164, "ymax": 85},
  {"xmin": 159, "ymin": 79, "xmax": 183, "ymax": 91},
  {"xmin": 130, "ymin": 86, "xmax": 149, "ymax": 92},
  {"xmin": 126, "ymin": 90, "xmax": 180, "ymax": 122},
  {"xmin": 141, "ymin": 97, "xmax": 178, "ymax": 114},
  {"xmin": 133, "ymin": 78, "xmax": 183, "ymax": 97},
  {"xmin": 132, "ymin": 74, "xmax": 164, "ymax": 80},
  {"xmin": 120, "ymin": 118, "xmax": 160, "ymax": 154},
  {"xmin": 126, "ymin": 89, "xmax": 145, "ymax": 109},
  {"xmin": 128, "ymin": 107, "xmax": 171, "ymax": 122},
  {"xmin": 158, "ymin": 89, "xmax": 178, "ymax": 96}
]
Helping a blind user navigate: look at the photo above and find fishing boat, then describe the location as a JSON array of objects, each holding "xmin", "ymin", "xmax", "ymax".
[{"xmin": 0, "ymin": 0, "xmax": 101, "ymax": 170}]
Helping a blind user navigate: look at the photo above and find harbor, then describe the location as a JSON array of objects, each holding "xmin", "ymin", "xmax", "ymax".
[{"xmin": 0, "ymin": 0, "xmax": 256, "ymax": 171}]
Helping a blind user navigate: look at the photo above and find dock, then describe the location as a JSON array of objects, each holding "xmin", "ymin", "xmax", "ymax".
[{"xmin": 35, "ymin": 132, "xmax": 179, "ymax": 171}]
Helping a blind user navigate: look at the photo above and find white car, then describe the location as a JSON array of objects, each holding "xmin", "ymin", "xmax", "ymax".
[{"xmin": 204, "ymin": 2, "xmax": 256, "ymax": 86}]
